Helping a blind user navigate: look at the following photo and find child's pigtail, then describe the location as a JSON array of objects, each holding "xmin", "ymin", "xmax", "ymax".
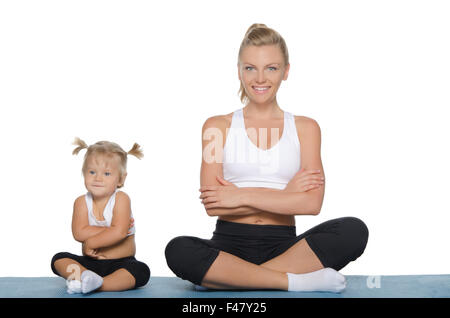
[
  {"xmin": 127, "ymin": 143, "xmax": 144, "ymax": 159},
  {"xmin": 72, "ymin": 137, "xmax": 88, "ymax": 155}
]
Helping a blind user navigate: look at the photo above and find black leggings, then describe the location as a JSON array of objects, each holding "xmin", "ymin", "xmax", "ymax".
[
  {"xmin": 51, "ymin": 252, "xmax": 151, "ymax": 289},
  {"xmin": 165, "ymin": 217, "xmax": 369, "ymax": 286}
]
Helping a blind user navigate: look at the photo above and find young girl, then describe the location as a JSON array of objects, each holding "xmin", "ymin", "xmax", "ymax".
[{"xmin": 51, "ymin": 137, "xmax": 150, "ymax": 294}]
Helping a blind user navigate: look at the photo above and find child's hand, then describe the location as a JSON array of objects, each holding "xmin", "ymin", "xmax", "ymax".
[
  {"xmin": 82, "ymin": 241, "xmax": 98, "ymax": 258},
  {"xmin": 128, "ymin": 217, "xmax": 134, "ymax": 234},
  {"xmin": 82, "ymin": 240, "xmax": 108, "ymax": 260}
]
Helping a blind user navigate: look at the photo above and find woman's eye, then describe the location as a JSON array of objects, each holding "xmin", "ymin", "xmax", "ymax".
[
  {"xmin": 245, "ymin": 66, "xmax": 254, "ymax": 71},
  {"xmin": 268, "ymin": 67, "xmax": 277, "ymax": 71}
]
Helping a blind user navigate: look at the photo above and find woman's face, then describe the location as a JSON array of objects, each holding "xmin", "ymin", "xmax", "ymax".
[{"xmin": 238, "ymin": 44, "xmax": 290, "ymax": 105}]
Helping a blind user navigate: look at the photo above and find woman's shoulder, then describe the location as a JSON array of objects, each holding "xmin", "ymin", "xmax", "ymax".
[
  {"xmin": 293, "ymin": 115, "xmax": 321, "ymax": 140},
  {"xmin": 294, "ymin": 115, "xmax": 320, "ymax": 130},
  {"xmin": 202, "ymin": 112, "xmax": 234, "ymax": 132},
  {"xmin": 294, "ymin": 114, "xmax": 318, "ymax": 124}
]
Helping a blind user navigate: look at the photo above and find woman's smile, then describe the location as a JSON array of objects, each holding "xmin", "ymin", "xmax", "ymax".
[{"xmin": 252, "ymin": 85, "xmax": 271, "ymax": 94}]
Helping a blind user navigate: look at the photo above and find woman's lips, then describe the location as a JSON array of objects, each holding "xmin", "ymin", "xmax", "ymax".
[{"xmin": 252, "ymin": 86, "xmax": 271, "ymax": 95}]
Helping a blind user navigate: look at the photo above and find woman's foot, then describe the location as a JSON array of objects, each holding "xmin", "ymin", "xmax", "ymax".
[{"xmin": 287, "ymin": 267, "xmax": 346, "ymax": 293}]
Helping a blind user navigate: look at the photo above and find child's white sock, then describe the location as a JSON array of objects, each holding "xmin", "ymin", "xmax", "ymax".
[
  {"xmin": 80, "ymin": 270, "xmax": 103, "ymax": 294},
  {"xmin": 287, "ymin": 268, "xmax": 346, "ymax": 293},
  {"xmin": 66, "ymin": 279, "xmax": 82, "ymax": 294}
]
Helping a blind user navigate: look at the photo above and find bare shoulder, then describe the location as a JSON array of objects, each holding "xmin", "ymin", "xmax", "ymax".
[
  {"xmin": 202, "ymin": 112, "xmax": 234, "ymax": 145},
  {"xmin": 113, "ymin": 191, "xmax": 132, "ymax": 218},
  {"xmin": 74, "ymin": 194, "xmax": 86, "ymax": 209},
  {"xmin": 294, "ymin": 115, "xmax": 320, "ymax": 127},
  {"xmin": 202, "ymin": 113, "xmax": 233, "ymax": 132},
  {"xmin": 294, "ymin": 115, "xmax": 321, "ymax": 138},
  {"xmin": 116, "ymin": 190, "xmax": 131, "ymax": 204},
  {"xmin": 72, "ymin": 195, "xmax": 88, "ymax": 224}
]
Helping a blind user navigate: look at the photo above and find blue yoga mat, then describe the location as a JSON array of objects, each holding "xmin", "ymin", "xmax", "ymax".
[{"xmin": 0, "ymin": 275, "xmax": 449, "ymax": 298}]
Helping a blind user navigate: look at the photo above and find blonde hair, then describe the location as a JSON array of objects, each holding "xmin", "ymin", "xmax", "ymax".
[
  {"xmin": 238, "ymin": 23, "xmax": 289, "ymax": 105},
  {"xmin": 72, "ymin": 137, "xmax": 143, "ymax": 188}
]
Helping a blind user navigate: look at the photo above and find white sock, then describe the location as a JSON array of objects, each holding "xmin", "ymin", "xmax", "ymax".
[
  {"xmin": 66, "ymin": 279, "xmax": 82, "ymax": 294},
  {"xmin": 80, "ymin": 270, "xmax": 103, "ymax": 294},
  {"xmin": 287, "ymin": 268, "xmax": 346, "ymax": 293}
]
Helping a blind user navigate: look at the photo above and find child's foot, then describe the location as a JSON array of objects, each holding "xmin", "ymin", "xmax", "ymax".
[
  {"xmin": 287, "ymin": 268, "xmax": 346, "ymax": 293},
  {"xmin": 66, "ymin": 279, "xmax": 82, "ymax": 294},
  {"xmin": 80, "ymin": 270, "xmax": 103, "ymax": 294}
]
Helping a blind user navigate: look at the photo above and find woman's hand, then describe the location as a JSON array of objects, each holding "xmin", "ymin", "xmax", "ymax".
[
  {"xmin": 284, "ymin": 168, "xmax": 324, "ymax": 193},
  {"xmin": 199, "ymin": 176, "xmax": 242, "ymax": 209}
]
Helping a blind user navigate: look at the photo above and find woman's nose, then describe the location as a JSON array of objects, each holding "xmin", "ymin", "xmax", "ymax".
[{"xmin": 256, "ymin": 70, "xmax": 266, "ymax": 83}]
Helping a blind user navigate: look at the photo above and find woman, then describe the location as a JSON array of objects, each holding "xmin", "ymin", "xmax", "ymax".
[{"xmin": 165, "ymin": 23, "xmax": 368, "ymax": 292}]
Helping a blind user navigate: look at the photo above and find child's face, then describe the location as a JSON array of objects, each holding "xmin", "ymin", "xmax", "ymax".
[{"xmin": 83, "ymin": 153, "xmax": 123, "ymax": 197}]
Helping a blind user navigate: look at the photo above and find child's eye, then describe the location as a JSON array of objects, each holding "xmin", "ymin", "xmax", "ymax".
[
  {"xmin": 105, "ymin": 172, "xmax": 111, "ymax": 176},
  {"xmin": 89, "ymin": 170, "xmax": 95, "ymax": 175}
]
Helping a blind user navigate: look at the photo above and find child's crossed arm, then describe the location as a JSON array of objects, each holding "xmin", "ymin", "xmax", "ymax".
[{"xmin": 72, "ymin": 193, "xmax": 134, "ymax": 258}]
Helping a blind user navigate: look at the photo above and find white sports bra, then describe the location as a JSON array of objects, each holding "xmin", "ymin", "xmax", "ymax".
[
  {"xmin": 223, "ymin": 108, "xmax": 301, "ymax": 190},
  {"xmin": 85, "ymin": 188, "xmax": 135, "ymax": 236}
]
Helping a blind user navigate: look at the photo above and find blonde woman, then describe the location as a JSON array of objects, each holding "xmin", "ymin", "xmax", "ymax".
[
  {"xmin": 165, "ymin": 24, "xmax": 368, "ymax": 292},
  {"xmin": 51, "ymin": 138, "xmax": 150, "ymax": 294}
]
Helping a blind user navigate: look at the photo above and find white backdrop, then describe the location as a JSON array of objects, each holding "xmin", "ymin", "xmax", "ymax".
[{"xmin": 0, "ymin": 0, "xmax": 449, "ymax": 277}]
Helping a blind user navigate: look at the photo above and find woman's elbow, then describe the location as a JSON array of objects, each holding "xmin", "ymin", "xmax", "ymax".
[
  {"xmin": 292, "ymin": 203, "xmax": 322, "ymax": 216},
  {"xmin": 301, "ymin": 196, "xmax": 323, "ymax": 216},
  {"xmin": 313, "ymin": 199, "xmax": 324, "ymax": 215},
  {"xmin": 310, "ymin": 203, "xmax": 322, "ymax": 216},
  {"xmin": 205, "ymin": 208, "xmax": 221, "ymax": 217}
]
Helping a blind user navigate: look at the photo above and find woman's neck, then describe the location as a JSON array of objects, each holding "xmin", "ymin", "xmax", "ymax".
[{"xmin": 243, "ymin": 100, "xmax": 283, "ymax": 119}]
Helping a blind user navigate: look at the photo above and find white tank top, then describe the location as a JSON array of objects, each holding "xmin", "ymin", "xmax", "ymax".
[
  {"xmin": 223, "ymin": 108, "xmax": 301, "ymax": 190},
  {"xmin": 84, "ymin": 188, "xmax": 136, "ymax": 236}
]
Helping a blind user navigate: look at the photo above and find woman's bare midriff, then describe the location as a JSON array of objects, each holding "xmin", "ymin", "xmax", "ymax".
[
  {"xmin": 94, "ymin": 235, "xmax": 136, "ymax": 259},
  {"xmin": 219, "ymin": 211, "xmax": 295, "ymax": 226}
]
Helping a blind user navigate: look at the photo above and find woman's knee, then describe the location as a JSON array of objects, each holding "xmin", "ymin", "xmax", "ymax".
[
  {"xmin": 309, "ymin": 217, "xmax": 369, "ymax": 271},
  {"xmin": 340, "ymin": 217, "xmax": 369, "ymax": 259},
  {"xmin": 165, "ymin": 236, "xmax": 197, "ymax": 270},
  {"xmin": 165, "ymin": 236, "xmax": 210, "ymax": 281}
]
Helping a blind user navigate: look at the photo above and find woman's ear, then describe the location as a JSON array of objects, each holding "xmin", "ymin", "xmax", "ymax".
[
  {"xmin": 283, "ymin": 63, "xmax": 290, "ymax": 81},
  {"xmin": 237, "ymin": 63, "xmax": 242, "ymax": 81}
]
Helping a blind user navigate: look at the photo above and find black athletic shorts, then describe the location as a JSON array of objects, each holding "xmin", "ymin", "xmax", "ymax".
[
  {"xmin": 165, "ymin": 217, "xmax": 368, "ymax": 286},
  {"xmin": 51, "ymin": 252, "xmax": 150, "ymax": 289}
]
